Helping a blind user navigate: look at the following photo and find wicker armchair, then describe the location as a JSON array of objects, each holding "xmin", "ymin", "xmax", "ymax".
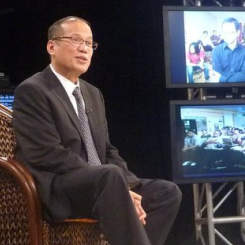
[{"xmin": 0, "ymin": 103, "xmax": 109, "ymax": 245}]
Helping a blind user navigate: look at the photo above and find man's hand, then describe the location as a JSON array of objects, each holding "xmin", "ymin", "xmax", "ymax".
[{"xmin": 129, "ymin": 190, "xmax": 147, "ymax": 225}]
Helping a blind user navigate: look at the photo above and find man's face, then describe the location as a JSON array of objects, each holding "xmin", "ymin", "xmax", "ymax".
[
  {"xmin": 222, "ymin": 22, "xmax": 239, "ymax": 46},
  {"xmin": 187, "ymin": 132, "xmax": 194, "ymax": 137},
  {"xmin": 47, "ymin": 19, "xmax": 94, "ymax": 81}
]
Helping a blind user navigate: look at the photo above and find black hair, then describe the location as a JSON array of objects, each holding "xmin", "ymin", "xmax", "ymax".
[
  {"xmin": 189, "ymin": 42, "xmax": 200, "ymax": 55},
  {"xmin": 222, "ymin": 17, "xmax": 240, "ymax": 31}
]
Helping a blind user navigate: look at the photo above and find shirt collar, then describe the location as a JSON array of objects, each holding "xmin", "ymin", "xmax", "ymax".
[
  {"xmin": 50, "ymin": 64, "xmax": 79, "ymax": 97},
  {"xmin": 223, "ymin": 42, "xmax": 241, "ymax": 51}
]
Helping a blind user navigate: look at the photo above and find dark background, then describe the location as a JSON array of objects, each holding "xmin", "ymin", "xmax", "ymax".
[{"xmin": 1, "ymin": 0, "xmax": 245, "ymax": 244}]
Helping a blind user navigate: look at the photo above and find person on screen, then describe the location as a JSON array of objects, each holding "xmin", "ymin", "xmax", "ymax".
[
  {"xmin": 211, "ymin": 17, "xmax": 245, "ymax": 83},
  {"xmin": 186, "ymin": 42, "xmax": 209, "ymax": 83},
  {"xmin": 201, "ymin": 129, "xmax": 211, "ymax": 139},
  {"xmin": 200, "ymin": 129, "xmax": 211, "ymax": 145},
  {"xmin": 203, "ymin": 130, "xmax": 223, "ymax": 149},
  {"xmin": 210, "ymin": 30, "xmax": 221, "ymax": 47},
  {"xmin": 231, "ymin": 128, "xmax": 243, "ymax": 145},
  {"xmin": 182, "ymin": 130, "xmax": 200, "ymax": 152},
  {"xmin": 12, "ymin": 16, "xmax": 182, "ymax": 245},
  {"xmin": 201, "ymin": 31, "xmax": 213, "ymax": 52},
  {"xmin": 182, "ymin": 130, "xmax": 201, "ymax": 166}
]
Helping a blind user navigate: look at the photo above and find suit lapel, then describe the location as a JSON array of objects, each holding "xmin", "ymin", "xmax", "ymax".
[{"xmin": 41, "ymin": 67, "xmax": 86, "ymax": 141}]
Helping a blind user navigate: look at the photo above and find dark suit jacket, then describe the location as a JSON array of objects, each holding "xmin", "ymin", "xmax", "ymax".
[{"xmin": 12, "ymin": 66, "xmax": 139, "ymax": 222}]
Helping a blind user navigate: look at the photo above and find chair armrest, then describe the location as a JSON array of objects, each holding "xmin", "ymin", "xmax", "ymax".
[{"xmin": 0, "ymin": 157, "xmax": 43, "ymax": 245}]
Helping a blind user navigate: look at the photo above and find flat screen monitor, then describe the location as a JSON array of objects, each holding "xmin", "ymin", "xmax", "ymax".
[
  {"xmin": 170, "ymin": 99, "xmax": 245, "ymax": 183},
  {"xmin": 163, "ymin": 6, "xmax": 245, "ymax": 88},
  {"xmin": 0, "ymin": 89, "xmax": 14, "ymax": 110}
]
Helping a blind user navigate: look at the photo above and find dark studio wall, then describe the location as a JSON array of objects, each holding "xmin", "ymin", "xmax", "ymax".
[
  {"xmin": 0, "ymin": 0, "xmax": 185, "ymax": 180},
  {"xmin": 1, "ymin": 1, "xmax": 243, "ymax": 244}
]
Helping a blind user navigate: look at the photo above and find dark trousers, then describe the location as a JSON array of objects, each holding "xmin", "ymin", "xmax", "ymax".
[{"xmin": 60, "ymin": 164, "xmax": 182, "ymax": 245}]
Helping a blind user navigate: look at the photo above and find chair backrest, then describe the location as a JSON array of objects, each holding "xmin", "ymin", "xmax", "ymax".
[
  {"xmin": 0, "ymin": 103, "xmax": 109, "ymax": 245},
  {"xmin": 0, "ymin": 103, "xmax": 16, "ymax": 157}
]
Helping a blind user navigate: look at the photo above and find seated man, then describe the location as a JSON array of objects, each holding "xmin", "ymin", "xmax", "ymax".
[
  {"xmin": 211, "ymin": 17, "xmax": 245, "ymax": 83},
  {"xmin": 203, "ymin": 130, "xmax": 223, "ymax": 149},
  {"xmin": 12, "ymin": 16, "xmax": 182, "ymax": 245},
  {"xmin": 231, "ymin": 128, "xmax": 243, "ymax": 145},
  {"xmin": 182, "ymin": 130, "xmax": 201, "ymax": 166},
  {"xmin": 210, "ymin": 30, "xmax": 221, "ymax": 47},
  {"xmin": 182, "ymin": 130, "xmax": 200, "ymax": 151},
  {"xmin": 201, "ymin": 31, "xmax": 213, "ymax": 52},
  {"xmin": 200, "ymin": 129, "xmax": 211, "ymax": 145}
]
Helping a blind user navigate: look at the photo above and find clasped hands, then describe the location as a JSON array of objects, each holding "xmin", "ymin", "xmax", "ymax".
[{"xmin": 129, "ymin": 190, "xmax": 147, "ymax": 225}]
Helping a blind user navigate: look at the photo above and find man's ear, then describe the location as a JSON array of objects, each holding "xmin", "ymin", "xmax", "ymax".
[{"xmin": 47, "ymin": 40, "xmax": 55, "ymax": 56}]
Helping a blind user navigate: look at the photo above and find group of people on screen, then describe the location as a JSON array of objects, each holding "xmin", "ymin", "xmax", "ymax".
[
  {"xmin": 183, "ymin": 127, "xmax": 245, "ymax": 153},
  {"xmin": 186, "ymin": 17, "xmax": 245, "ymax": 83}
]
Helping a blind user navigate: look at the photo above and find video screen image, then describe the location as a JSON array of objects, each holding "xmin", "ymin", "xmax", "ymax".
[
  {"xmin": 178, "ymin": 104, "xmax": 245, "ymax": 182},
  {"xmin": 164, "ymin": 8, "xmax": 245, "ymax": 87},
  {"xmin": 0, "ymin": 93, "xmax": 14, "ymax": 110},
  {"xmin": 184, "ymin": 11, "xmax": 245, "ymax": 84}
]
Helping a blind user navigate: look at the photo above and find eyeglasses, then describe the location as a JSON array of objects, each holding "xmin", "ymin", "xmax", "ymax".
[
  {"xmin": 222, "ymin": 31, "xmax": 237, "ymax": 35},
  {"xmin": 52, "ymin": 36, "xmax": 99, "ymax": 50}
]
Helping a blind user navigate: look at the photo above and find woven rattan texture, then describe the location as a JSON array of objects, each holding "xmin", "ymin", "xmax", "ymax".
[
  {"xmin": 0, "ymin": 113, "xmax": 16, "ymax": 157},
  {"xmin": 0, "ymin": 105, "xmax": 109, "ymax": 244},
  {"xmin": 43, "ymin": 222, "xmax": 109, "ymax": 245},
  {"xmin": 0, "ymin": 169, "xmax": 30, "ymax": 245}
]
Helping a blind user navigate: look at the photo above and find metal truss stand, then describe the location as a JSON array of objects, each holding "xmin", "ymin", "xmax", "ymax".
[
  {"xmin": 182, "ymin": 1, "xmax": 245, "ymax": 244},
  {"xmin": 193, "ymin": 182, "xmax": 245, "ymax": 245}
]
